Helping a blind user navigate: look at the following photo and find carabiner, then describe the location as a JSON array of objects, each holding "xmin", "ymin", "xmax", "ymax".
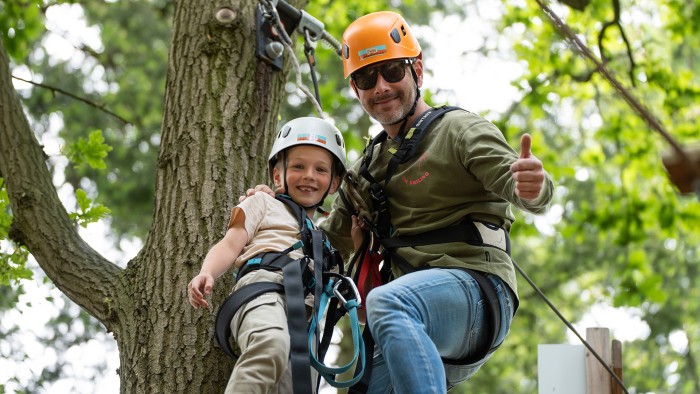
[{"xmin": 333, "ymin": 276, "xmax": 362, "ymax": 307}]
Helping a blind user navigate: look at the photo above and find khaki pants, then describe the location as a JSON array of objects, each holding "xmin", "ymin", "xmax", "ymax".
[{"xmin": 225, "ymin": 269, "xmax": 316, "ymax": 394}]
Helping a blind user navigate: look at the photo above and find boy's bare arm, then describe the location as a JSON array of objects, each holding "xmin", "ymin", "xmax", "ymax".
[{"xmin": 187, "ymin": 220, "xmax": 248, "ymax": 309}]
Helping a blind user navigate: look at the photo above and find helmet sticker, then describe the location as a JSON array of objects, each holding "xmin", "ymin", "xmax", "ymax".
[
  {"xmin": 297, "ymin": 133, "xmax": 327, "ymax": 144},
  {"xmin": 358, "ymin": 44, "xmax": 387, "ymax": 61}
]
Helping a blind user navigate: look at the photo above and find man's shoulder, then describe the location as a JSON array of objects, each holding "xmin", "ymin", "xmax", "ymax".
[{"xmin": 439, "ymin": 107, "xmax": 488, "ymax": 125}]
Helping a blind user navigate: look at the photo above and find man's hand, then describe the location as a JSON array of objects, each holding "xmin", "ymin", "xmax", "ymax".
[
  {"xmin": 238, "ymin": 184, "xmax": 278, "ymax": 202},
  {"xmin": 510, "ymin": 133, "xmax": 545, "ymax": 202}
]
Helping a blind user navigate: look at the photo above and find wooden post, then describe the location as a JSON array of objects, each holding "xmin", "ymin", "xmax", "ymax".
[
  {"xmin": 585, "ymin": 327, "xmax": 612, "ymax": 394},
  {"xmin": 611, "ymin": 340, "xmax": 623, "ymax": 394}
]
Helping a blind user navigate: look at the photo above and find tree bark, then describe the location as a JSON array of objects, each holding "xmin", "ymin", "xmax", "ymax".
[{"xmin": 0, "ymin": 0, "xmax": 304, "ymax": 391}]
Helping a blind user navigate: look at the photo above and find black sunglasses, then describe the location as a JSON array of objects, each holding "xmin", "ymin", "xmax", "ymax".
[{"xmin": 351, "ymin": 59, "xmax": 413, "ymax": 90}]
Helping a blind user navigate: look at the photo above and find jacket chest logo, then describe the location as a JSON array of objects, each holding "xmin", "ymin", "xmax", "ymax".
[{"xmin": 401, "ymin": 152, "xmax": 431, "ymax": 186}]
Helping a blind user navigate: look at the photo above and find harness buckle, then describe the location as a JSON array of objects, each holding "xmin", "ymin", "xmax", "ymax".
[
  {"xmin": 368, "ymin": 184, "xmax": 386, "ymax": 203},
  {"xmin": 333, "ymin": 276, "xmax": 362, "ymax": 307},
  {"xmin": 473, "ymin": 221, "xmax": 509, "ymax": 254}
]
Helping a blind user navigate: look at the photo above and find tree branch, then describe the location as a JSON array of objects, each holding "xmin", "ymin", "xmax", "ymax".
[
  {"xmin": 534, "ymin": 0, "xmax": 698, "ymax": 180},
  {"xmin": 597, "ymin": 0, "xmax": 637, "ymax": 87},
  {"xmin": 11, "ymin": 75, "xmax": 131, "ymax": 125},
  {"xmin": 1, "ymin": 38, "xmax": 122, "ymax": 328}
]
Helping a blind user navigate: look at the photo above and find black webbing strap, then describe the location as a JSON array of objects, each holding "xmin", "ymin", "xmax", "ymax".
[
  {"xmin": 445, "ymin": 268, "xmax": 502, "ymax": 365},
  {"xmin": 358, "ymin": 106, "xmax": 462, "ymax": 241},
  {"xmin": 234, "ymin": 252, "xmax": 294, "ymax": 282},
  {"xmin": 380, "ymin": 220, "xmax": 483, "ymax": 249},
  {"xmin": 384, "ymin": 106, "xmax": 460, "ymax": 184},
  {"xmin": 347, "ymin": 325, "xmax": 375, "ymax": 394},
  {"xmin": 311, "ymin": 229, "xmax": 324, "ymax": 359},
  {"xmin": 282, "ymin": 257, "xmax": 313, "ymax": 393},
  {"xmin": 214, "ymin": 281, "xmax": 285, "ymax": 360}
]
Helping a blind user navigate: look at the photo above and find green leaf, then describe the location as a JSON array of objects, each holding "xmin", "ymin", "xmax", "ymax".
[
  {"xmin": 68, "ymin": 189, "xmax": 111, "ymax": 228},
  {"xmin": 0, "ymin": 247, "xmax": 32, "ymax": 286},
  {"xmin": 63, "ymin": 130, "xmax": 113, "ymax": 170}
]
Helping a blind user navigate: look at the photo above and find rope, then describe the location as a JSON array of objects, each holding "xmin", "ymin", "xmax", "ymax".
[
  {"xmin": 513, "ymin": 259, "xmax": 630, "ymax": 393},
  {"xmin": 304, "ymin": 29, "xmax": 323, "ymax": 109},
  {"xmin": 341, "ymin": 170, "xmax": 377, "ymax": 225},
  {"xmin": 534, "ymin": 0, "xmax": 700, "ymax": 180},
  {"xmin": 259, "ymin": 0, "xmax": 325, "ymax": 118}
]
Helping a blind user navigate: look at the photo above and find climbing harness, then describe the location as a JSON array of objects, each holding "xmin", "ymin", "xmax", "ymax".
[{"xmin": 214, "ymin": 194, "xmax": 365, "ymax": 393}]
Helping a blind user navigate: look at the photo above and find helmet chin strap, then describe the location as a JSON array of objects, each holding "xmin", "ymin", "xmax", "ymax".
[{"xmin": 390, "ymin": 67, "xmax": 421, "ymax": 137}]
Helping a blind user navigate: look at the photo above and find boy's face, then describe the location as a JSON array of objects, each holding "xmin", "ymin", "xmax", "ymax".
[{"xmin": 273, "ymin": 145, "xmax": 340, "ymax": 208}]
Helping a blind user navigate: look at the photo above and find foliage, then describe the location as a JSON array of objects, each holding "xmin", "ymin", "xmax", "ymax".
[
  {"xmin": 68, "ymin": 189, "xmax": 111, "ymax": 228},
  {"xmin": 0, "ymin": 179, "xmax": 32, "ymax": 285},
  {"xmin": 1, "ymin": 0, "xmax": 699, "ymax": 392},
  {"xmin": 0, "ymin": 0, "xmax": 45, "ymax": 59},
  {"xmin": 63, "ymin": 130, "xmax": 112, "ymax": 170}
]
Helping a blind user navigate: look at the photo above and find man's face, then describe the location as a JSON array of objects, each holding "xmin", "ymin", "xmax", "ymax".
[{"xmin": 351, "ymin": 58, "xmax": 422, "ymax": 126}]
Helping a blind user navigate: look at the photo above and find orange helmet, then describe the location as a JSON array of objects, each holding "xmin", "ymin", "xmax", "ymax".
[{"xmin": 341, "ymin": 11, "xmax": 421, "ymax": 78}]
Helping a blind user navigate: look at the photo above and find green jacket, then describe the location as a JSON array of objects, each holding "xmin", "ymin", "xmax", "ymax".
[{"xmin": 320, "ymin": 109, "xmax": 554, "ymax": 301}]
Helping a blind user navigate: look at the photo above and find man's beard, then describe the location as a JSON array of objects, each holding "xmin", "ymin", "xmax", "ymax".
[{"xmin": 365, "ymin": 88, "xmax": 416, "ymax": 126}]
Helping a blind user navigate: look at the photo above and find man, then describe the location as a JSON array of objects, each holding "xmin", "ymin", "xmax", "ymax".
[
  {"xmin": 245, "ymin": 10, "xmax": 554, "ymax": 393},
  {"xmin": 326, "ymin": 11, "xmax": 553, "ymax": 393}
]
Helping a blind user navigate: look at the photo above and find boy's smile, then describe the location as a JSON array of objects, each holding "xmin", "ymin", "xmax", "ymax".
[{"xmin": 274, "ymin": 145, "xmax": 339, "ymax": 215}]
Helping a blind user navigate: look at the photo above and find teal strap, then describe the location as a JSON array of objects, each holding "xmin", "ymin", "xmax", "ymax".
[{"xmin": 308, "ymin": 279, "xmax": 366, "ymax": 388}]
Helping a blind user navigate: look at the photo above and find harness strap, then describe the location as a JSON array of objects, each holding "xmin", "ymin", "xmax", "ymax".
[
  {"xmin": 357, "ymin": 106, "xmax": 462, "ymax": 240},
  {"xmin": 214, "ymin": 281, "xmax": 285, "ymax": 360},
  {"xmin": 310, "ymin": 228, "xmax": 324, "ymax": 357},
  {"xmin": 384, "ymin": 106, "xmax": 459, "ymax": 183},
  {"xmin": 446, "ymin": 268, "xmax": 502, "ymax": 365},
  {"xmin": 347, "ymin": 325, "xmax": 375, "ymax": 394},
  {"xmin": 282, "ymin": 257, "xmax": 314, "ymax": 393},
  {"xmin": 380, "ymin": 219, "xmax": 511, "ymax": 255}
]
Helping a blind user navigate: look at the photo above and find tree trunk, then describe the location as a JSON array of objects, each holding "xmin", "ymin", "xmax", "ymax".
[{"xmin": 0, "ymin": 0, "xmax": 305, "ymax": 391}]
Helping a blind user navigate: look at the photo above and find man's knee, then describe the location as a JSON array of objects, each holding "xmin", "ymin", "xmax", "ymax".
[{"xmin": 366, "ymin": 284, "xmax": 402, "ymax": 320}]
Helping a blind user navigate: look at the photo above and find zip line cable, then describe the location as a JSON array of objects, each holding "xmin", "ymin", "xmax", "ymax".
[
  {"xmin": 533, "ymin": 0, "xmax": 700, "ymax": 182},
  {"xmin": 513, "ymin": 259, "xmax": 630, "ymax": 393}
]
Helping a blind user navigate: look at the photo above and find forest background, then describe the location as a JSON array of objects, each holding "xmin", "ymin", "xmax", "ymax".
[{"xmin": 1, "ymin": 0, "xmax": 699, "ymax": 393}]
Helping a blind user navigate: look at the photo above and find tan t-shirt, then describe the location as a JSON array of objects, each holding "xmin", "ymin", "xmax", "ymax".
[{"xmin": 230, "ymin": 192, "xmax": 305, "ymax": 267}]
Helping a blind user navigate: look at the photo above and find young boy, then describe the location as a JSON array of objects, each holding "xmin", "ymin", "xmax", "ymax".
[{"xmin": 187, "ymin": 117, "xmax": 347, "ymax": 393}]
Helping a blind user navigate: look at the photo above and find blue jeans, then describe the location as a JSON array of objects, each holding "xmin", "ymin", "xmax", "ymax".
[{"xmin": 364, "ymin": 268, "xmax": 515, "ymax": 393}]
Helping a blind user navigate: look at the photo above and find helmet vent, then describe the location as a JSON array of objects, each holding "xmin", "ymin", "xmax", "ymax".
[
  {"xmin": 281, "ymin": 125, "xmax": 291, "ymax": 138},
  {"xmin": 390, "ymin": 28, "xmax": 401, "ymax": 43},
  {"xmin": 343, "ymin": 44, "xmax": 350, "ymax": 59},
  {"xmin": 401, "ymin": 25, "xmax": 407, "ymax": 36}
]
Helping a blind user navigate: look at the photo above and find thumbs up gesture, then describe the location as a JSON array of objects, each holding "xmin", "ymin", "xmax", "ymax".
[{"xmin": 510, "ymin": 134, "xmax": 545, "ymax": 202}]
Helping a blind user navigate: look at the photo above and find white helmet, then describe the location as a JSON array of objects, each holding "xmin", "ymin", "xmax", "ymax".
[{"xmin": 268, "ymin": 117, "xmax": 347, "ymax": 182}]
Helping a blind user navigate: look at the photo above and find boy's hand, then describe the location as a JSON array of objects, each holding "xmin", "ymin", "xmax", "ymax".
[
  {"xmin": 510, "ymin": 133, "xmax": 545, "ymax": 202},
  {"xmin": 238, "ymin": 185, "xmax": 279, "ymax": 202},
  {"xmin": 187, "ymin": 273, "xmax": 214, "ymax": 309}
]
